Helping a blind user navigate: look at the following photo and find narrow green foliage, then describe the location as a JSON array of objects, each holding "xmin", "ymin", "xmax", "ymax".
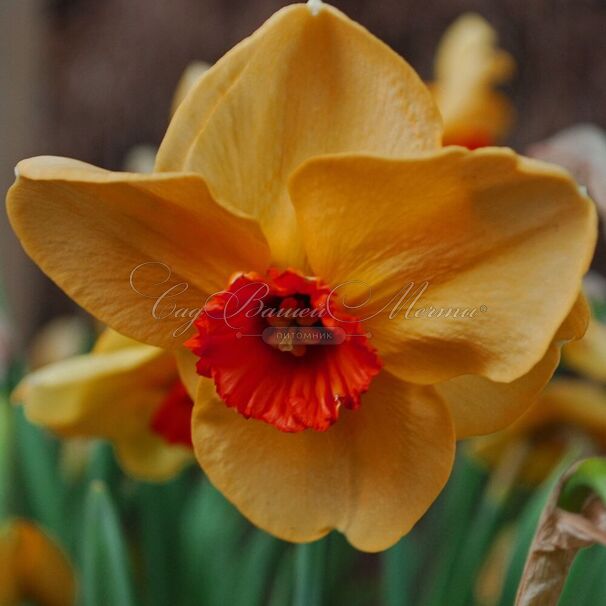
[
  {"xmin": 136, "ymin": 478, "xmax": 191, "ymax": 606},
  {"xmin": 381, "ymin": 537, "xmax": 417, "ymax": 606},
  {"xmin": 179, "ymin": 480, "xmax": 247, "ymax": 606},
  {"xmin": 294, "ymin": 540, "xmax": 326, "ymax": 606},
  {"xmin": 419, "ymin": 451, "xmax": 487, "ymax": 606},
  {"xmin": 13, "ymin": 406, "xmax": 64, "ymax": 538},
  {"xmin": 559, "ymin": 545, "xmax": 606, "ymax": 606},
  {"xmin": 81, "ymin": 481, "xmax": 136, "ymax": 606},
  {"xmin": 558, "ymin": 457, "xmax": 606, "ymax": 512},
  {"xmin": 0, "ymin": 395, "xmax": 12, "ymax": 521},
  {"xmin": 233, "ymin": 531, "xmax": 284, "ymax": 606}
]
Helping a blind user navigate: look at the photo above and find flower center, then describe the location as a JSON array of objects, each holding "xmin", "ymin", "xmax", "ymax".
[{"xmin": 186, "ymin": 268, "xmax": 382, "ymax": 432}]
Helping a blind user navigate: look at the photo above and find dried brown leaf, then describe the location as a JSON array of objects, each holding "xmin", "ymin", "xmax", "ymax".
[{"xmin": 515, "ymin": 460, "xmax": 606, "ymax": 606}]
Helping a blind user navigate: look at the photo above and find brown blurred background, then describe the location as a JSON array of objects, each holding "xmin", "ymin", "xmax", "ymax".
[{"xmin": 1, "ymin": 0, "xmax": 606, "ymax": 351}]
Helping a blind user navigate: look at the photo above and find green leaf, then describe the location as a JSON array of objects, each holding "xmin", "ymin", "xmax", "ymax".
[
  {"xmin": 81, "ymin": 480, "xmax": 136, "ymax": 606},
  {"xmin": 0, "ymin": 395, "xmax": 12, "ymax": 521},
  {"xmin": 86, "ymin": 441, "xmax": 122, "ymax": 485},
  {"xmin": 381, "ymin": 537, "xmax": 417, "ymax": 606},
  {"xmin": 440, "ymin": 483, "xmax": 508, "ymax": 606},
  {"xmin": 233, "ymin": 531, "xmax": 284, "ymax": 606},
  {"xmin": 324, "ymin": 532, "xmax": 358, "ymax": 603},
  {"xmin": 13, "ymin": 406, "xmax": 64, "ymax": 538},
  {"xmin": 591, "ymin": 300, "xmax": 606, "ymax": 324},
  {"xmin": 293, "ymin": 540, "xmax": 326, "ymax": 606},
  {"xmin": 439, "ymin": 439, "xmax": 542, "ymax": 606},
  {"xmin": 268, "ymin": 547, "xmax": 294, "ymax": 606},
  {"xmin": 558, "ymin": 457, "xmax": 606, "ymax": 512},
  {"xmin": 559, "ymin": 544, "xmax": 606, "ymax": 606},
  {"xmin": 419, "ymin": 451, "xmax": 487, "ymax": 606},
  {"xmin": 179, "ymin": 479, "xmax": 247, "ymax": 606},
  {"xmin": 135, "ymin": 475, "xmax": 191, "ymax": 606}
]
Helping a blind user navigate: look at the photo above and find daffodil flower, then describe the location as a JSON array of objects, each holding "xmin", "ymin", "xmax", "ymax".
[
  {"xmin": 431, "ymin": 13, "xmax": 515, "ymax": 148},
  {"xmin": 14, "ymin": 329, "xmax": 193, "ymax": 481},
  {"xmin": 0, "ymin": 519, "xmax": 75, "ymax": 606},
  {"xmin": 6, "ymin": 2, "xmax": 596, "ymax": 550}
]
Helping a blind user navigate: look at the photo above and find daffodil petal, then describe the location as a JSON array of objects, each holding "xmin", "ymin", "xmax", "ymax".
[
  {"xmin": 182, "ymin": 3, "xmax": 442, "ymax": 266},
  {"xmin": 290, "ymin": 148, "xmax": 596, "ymax": 384},
  {"xmin": 174, "ymin": 346, "xmax": 200, "ymax": 399},
  {"xmin": 7, "ymin": 157, "xmax": 271, "ymax": 348},
  {"xmin": 156, "ymin": 7, "xmax": 279, "ymax": 171},
  {"xmin": 0, "ymin": 520, "xmax": 75, "ymax": 606},
  {"xmin": 440, "ymin": 293, "xmax": 589, "ymax": 438},
  {"xmin": 192, "ymin": 372, "xmax": 454, "ymax": 552},
  {"xmin": 92, "ymin": 327, "xmax": 142, "ymax": 353},
  {"xmin": 434, "ymin": 14, "xmax": 514, "ymax": 89},
  {"xmin": 563, "ymin": 317, "xmax": 606, "ymax": 381},
  {"xmin": 538, "ymin": 379, "xmax": 606, "ymax": 447},
  {"xmin": 15, "ymin": 343, "xmax": 173, "ymax": 435},
  {"xmin": 438, "ymin": 344, "xmax": 560, "ymax": 439},
  {"xmin": 432, "ymin": 13, "xmax": 515, "ymax": 144},
  {"xmin": 114, "ymin": 432, "xmax": 192, "ymax": 482},
  {"xmin": 14, "ymin": 340, "xmax": 192, "ymax": 481},
  {"xmin": 556, "ymin": 291, "xmax": 591, "ymax": 342},
  {"xmin": 170, "ymin": 62, "xmax": 211, "ymax": 117}
]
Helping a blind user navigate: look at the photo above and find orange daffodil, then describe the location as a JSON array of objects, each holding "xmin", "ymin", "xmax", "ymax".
[
  {"xmin": 431, "ymin": 13, "xmax": 515, "ymax": 148},
  {"xmin": 14, "ymin": 329, "xmax": 194, "ymax": 481},
  {"xmin": 5, "ymin": 2, "xmax": 597, "ymax": 550},
  {"xmin": 0, "ymin": 519, "xmax": 75, "ymax": 606}
]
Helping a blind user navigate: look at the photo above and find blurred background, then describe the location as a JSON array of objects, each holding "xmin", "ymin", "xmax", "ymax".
[{"xmin": 1, "ymin": 0, "xmax": 606, "ymax": 353}]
